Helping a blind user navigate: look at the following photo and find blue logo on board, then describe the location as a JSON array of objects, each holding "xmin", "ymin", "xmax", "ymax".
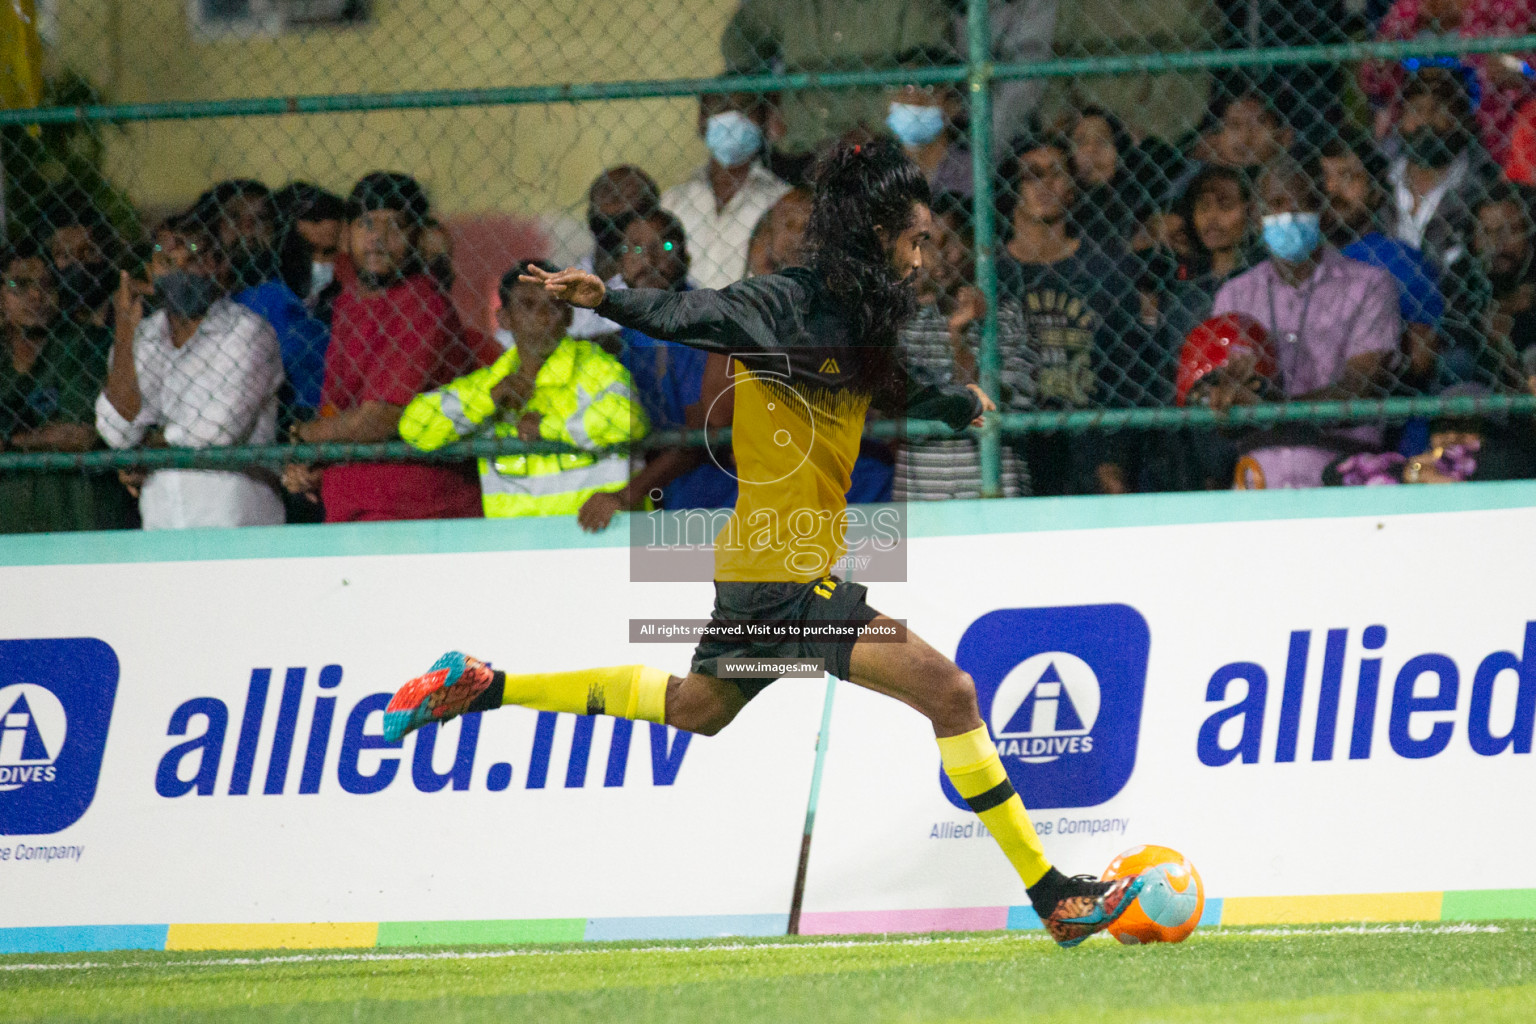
[
  {"xmin": 943, "ymin": 604, "xmax": 1149, "ymax": 810},
  {"xmin": 0, "ymin": 639, "xmax": 118, "ymax": 834}
]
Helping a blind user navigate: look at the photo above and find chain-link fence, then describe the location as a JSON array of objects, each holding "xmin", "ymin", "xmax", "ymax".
[{"xmin": 4, "ymin": 0, "xmax": 1536, "ymax": 530}]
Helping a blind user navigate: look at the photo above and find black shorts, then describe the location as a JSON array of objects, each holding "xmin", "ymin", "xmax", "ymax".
[{"xmin": 690, "ymin": 575, "xmax": 880, "ymax": 699}]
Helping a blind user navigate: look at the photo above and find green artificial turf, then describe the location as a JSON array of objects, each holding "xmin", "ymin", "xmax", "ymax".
[{"xmin": 2, "ymin": 924, "xmax": 1533, "ymax": 1024}]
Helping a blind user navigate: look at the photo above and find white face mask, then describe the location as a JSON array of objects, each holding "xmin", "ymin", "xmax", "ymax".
[
  {"xmin": 494, "ymin": 327, "xmax": 515, "ymax": 350},
  {"xmin": 308, "ymin": 260, "xmax": 335, "ymax": 300}
]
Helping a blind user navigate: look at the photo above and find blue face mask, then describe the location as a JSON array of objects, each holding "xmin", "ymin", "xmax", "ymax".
[
  {"xmin": 1260, "ymin": 212, "xmax": 1322, "ymax": 262},
  {"xmin": 704, "ymin": 111, "xmax": 762, "ymax": 168},
  {"xmin": 886, "ymin": 101, "xmax": 946, "ymax": 148}
]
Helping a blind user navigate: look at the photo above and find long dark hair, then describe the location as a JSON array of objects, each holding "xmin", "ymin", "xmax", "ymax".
[
  {"xmin": 1176, "ymin": 162, "xmax": 1251, "ymax": 275},
  {"xmin": 806, "ymin": 139, "xmax": 932, "ymax": 347}
]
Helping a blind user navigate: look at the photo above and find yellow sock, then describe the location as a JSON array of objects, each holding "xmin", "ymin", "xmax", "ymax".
[
  {"xmin": 496, "ymin": 665, "xmax": 669, "ymax": 724},
  {"xmin": 938, "ymin": 725, "xmax": 1052, "ymax": 887}
]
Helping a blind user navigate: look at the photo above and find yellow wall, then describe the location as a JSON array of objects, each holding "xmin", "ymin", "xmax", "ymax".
[
  {"xmin": 1042, "ymin": 0, "xmax": 1212, "ymax": 142},
  {"xmin": 45, "ymin": 0, "xmax": 1211, "ymax": 218},
  {"xmin": 49, "ymin": 0, "xmax": 734, "ymax": 217}
]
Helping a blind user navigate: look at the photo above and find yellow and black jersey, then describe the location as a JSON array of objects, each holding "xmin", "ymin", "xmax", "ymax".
[{"xmin": 597, "ymin": 268, "xmax": 981, "ymax": 582}]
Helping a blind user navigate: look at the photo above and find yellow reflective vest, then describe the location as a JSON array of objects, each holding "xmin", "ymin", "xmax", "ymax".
[{"xmin": 399, "ymin": 338, "xmax": 648, "ymax": 517}]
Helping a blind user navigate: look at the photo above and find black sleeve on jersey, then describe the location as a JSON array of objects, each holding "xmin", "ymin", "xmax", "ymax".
[
  {"xmin": 594, "ymin": 273, "xmax": 809, "ymax": 354},
  {"xmin": 904, "ymin": 360, "xmax": 984, "ymax": 432}
]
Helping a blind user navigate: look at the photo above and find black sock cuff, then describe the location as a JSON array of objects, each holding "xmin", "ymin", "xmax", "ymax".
[
  {"xmin": 963, "ymin": 779, "xmax": 1017, "ymax": 814},
  {"xmin": 1025, "ymin": 865, "xmax": 1069, "ymax": 913},
  {"xmin": 468, "ymin": 670, "xmax": 506, "ymax": 714}
]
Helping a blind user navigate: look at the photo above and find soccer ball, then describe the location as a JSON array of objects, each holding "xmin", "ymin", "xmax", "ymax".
[{"xmin": 1100, "ymin": 845, "xmax": 1204, "ymax": 944}]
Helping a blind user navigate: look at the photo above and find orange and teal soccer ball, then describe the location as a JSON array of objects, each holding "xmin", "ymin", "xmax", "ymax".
[{"xmin": 1100, "ymin": 845, "xmax": 1204, "ymax": 944}]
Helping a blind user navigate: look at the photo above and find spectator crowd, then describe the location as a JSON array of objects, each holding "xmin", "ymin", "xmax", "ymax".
[{"xmin": 8, "ymin": 0, "xmax": 1536, "ymax": 534}]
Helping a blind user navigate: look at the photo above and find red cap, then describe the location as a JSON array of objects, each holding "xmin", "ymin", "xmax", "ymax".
[{"xmin": 1176, "ymin": 313, "xmax": 1276, "ymax": 406}]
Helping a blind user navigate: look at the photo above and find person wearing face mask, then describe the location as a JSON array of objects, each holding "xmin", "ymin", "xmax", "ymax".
[
  {"xmin": 273, "ymin": 182, "xmax": 347, "ymax": 320},
  {"xmin": 885, "ymin": 51, "xmax": 972, "ymax": 198},
  {"xmin": 1209, "ymin": 155, "xmax": 1402, "ymax": 489},
  {"xmin": 720, "ymin": 0, "xmax": 952, "ymax": 157},
  {"xmin": 267, "ymin": 182, "xmax": 348, "ymax": 523},
  {"xmin": 194, "ymin": 179, "xmax": 281, "ymax": 292},
  {"xmin": 660, "ymin": 93, "xmax": 790, "ymax": 291},
  {"xmin": 0, "ymin": 240, "xmax": 136, "ymax": 533},
  {"xmin": 38, "ymin": 191, "xmax": 121, "ymax": 330},
  {"xmin": 194, "ymin": 181, "xmax": 330, "ymax": 434},
  {"xmin": 1383, "ymin": 71, "xmax": 1501, "ymax": 271},
  {"xmin": 95, "ymin": 211, "xmax": 286, "ymax": 528}
]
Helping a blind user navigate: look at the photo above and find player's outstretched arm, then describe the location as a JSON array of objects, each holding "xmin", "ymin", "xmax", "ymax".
[{"xmin": 528, "ymin": 265, "xmax": 804, "ymax": 355}]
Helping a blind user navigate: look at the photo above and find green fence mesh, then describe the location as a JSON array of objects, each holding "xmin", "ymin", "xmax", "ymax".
[{"xmin": 4, "ymin": 0, "xmax": 1536, "ymax": 528}]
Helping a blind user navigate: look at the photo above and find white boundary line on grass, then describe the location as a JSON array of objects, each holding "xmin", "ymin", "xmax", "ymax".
[{"xmin": 0, "ymin": 922, "xmax": 1514, "ymax": 973}]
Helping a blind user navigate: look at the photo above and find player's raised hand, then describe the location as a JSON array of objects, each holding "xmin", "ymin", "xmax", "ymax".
[{"xmin": 519, "ymin": 265, "xmax": 606, "ymax": 309}]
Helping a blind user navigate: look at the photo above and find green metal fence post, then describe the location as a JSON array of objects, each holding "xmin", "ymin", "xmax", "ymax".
[{"xmin": 966, "ymin": 0, "xmax": 1000, "ymax": 498}]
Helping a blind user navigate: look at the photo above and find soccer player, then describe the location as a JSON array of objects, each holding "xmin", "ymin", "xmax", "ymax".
[{"xmin": 384, "ymin": 141, "xmax": 1143, "ymax": 947}]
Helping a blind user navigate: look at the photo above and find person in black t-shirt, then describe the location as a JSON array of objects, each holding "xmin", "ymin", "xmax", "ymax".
[{"xmin": 997, "ymin": 129, "xmax": 1149, "ymax": 495}]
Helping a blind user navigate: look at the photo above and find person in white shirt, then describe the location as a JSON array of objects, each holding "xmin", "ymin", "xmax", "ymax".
[
  {"xmin": 97, "ymin": 210, "xmax": 285, "ymax": 529},
  {"xmin": 661, "ymin": 93, "xmax": 790, "ymax": 290},
  {"xmin": 1382, "ymin": 71, "xmax": 1496, "ymax": 271}
]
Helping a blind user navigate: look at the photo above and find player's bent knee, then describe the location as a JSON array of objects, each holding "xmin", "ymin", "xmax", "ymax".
[
  {"xmin": 671, "ymin": 702, "xmax": 737, "ymax": 736},
  {"xmin": 928, "ymin": 669, "xmax": 981, "ymax": 730},
  {"xmin": 665, "ymin": 675, "xmax": 742, "ymax": 736},
  {"xmin": 686, "ymin": 708, "xmax": 736, "ymax": 737}
]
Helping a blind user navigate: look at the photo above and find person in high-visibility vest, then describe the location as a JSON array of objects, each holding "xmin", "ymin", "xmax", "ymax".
[{"xmin": 399, "ymin": 261, "xmax": 648, "ymax": 518}]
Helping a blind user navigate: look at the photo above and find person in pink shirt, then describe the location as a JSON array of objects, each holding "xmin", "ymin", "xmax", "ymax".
[
  {"xmin": 1360, "ymin": 0, "xmax": 1536, "ymax": 163},
  {"xmin": 1208, "ymin": 156, "xmax": 1402, "ymax": 489},
  {"xmin": 285, "ymin": 172, "xmax": 482, "ymax": 522}
]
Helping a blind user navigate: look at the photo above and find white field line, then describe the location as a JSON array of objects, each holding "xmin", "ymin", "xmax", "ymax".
[
  {"xmin": 1195, "ymin": 922, "xmax": 1508, "ymax": 938},
  {"xmin": 0, "ymin": 922, "xmax": 1518, "ymax": 973}
]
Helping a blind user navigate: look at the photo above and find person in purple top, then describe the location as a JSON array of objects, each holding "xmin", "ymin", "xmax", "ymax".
[{"xmin": 1210, "ymin": 154, "xmax": 1401, "ymax": 489}]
